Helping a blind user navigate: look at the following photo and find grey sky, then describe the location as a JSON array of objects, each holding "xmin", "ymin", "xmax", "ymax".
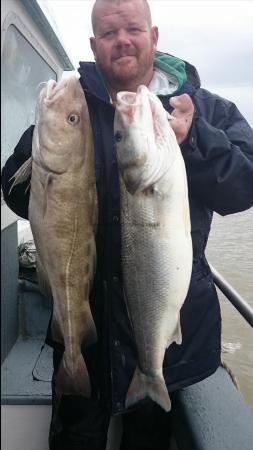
[{"xmin": 39, "ymin": 0, "xmax": 253, "ymax": 125}]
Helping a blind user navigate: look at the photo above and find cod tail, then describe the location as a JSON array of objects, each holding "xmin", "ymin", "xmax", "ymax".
[
  {"xmin": 56, "ymin": 351, "xmax": 91, "ymax": 397},
  {"xmin": 52, "ymin": 308, "xmax": 97, "ymax": 398},
  {"xmin": 125, "ymin": 366, "xmax": 171, "ymax": 412}
]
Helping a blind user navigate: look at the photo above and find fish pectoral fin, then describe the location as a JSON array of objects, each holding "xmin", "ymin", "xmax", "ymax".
[
  {"xmin": 43, "ymin": 173, "xmax": 55, "ymax": 217},
  {"xmin": 56, "ymin": 351, "xmax": 91, "ymax": 397},
  {"xmin": 125, "ymin": 367, "xmax": 171, "ymax": 412},
  {"xmin": 8, "ymin": 157, "xmax": 32, "ymax": 194},
  {"xmin": 51, "ymin": 315, "xmax": 64, "ymax": 344},
  {"xmin": 80, "ymin": 305, "xmax": 97, "ymax": 347}
]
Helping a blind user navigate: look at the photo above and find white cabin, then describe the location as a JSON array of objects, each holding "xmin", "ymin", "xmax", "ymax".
[{"xmin": 1, "ymin": 2, "xmax": 72, "ymax": 449}]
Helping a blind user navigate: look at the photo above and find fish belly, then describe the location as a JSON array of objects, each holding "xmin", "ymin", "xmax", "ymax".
[{"xmin": 121, "ymin": 169, "xmax": 192, "ymax": 411}]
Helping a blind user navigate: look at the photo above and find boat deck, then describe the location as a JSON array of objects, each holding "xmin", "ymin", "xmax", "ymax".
[
  {"xmin": 1, "ymin": 268, "xmax": 253, "ymax": 450},
  {"xmin": 1, "ymin": 337, "xmax": 52, "ymax": 405}
]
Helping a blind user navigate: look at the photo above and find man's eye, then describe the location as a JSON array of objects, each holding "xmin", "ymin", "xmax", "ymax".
[
  {"xmin": 104, "ymin": 30, "xmax": 115, "ymax": 38},
  {"xmin": 128, "ymin": 27, "xmax": 141, "ymax": 34}
]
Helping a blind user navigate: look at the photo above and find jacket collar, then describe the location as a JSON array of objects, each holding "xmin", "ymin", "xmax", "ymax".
[
  {"xmin": 78, "ymin": 55, "xmax": 200, "ymax": 103},
  {"xmin": 78, "ymin": 62, "xmax": 111, "ymax": 104}
]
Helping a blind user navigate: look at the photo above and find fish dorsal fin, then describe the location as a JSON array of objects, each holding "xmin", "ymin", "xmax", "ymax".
[
  {"xmin": 8, "ymin": 157, "xmax": 32, "ymax": 195},
  {"xmin": 42, "ymin": 173, "xmax": 55, "ymax": 218}
]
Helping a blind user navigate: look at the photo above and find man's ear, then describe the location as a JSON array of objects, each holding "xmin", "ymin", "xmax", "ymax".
[
  {"xmin": 151, "ymin": 26, "xmax": 159, "ymax": 49},
  {"xmin": 90, "ymin": 37, "xmax": 97, "ymax": 59}
]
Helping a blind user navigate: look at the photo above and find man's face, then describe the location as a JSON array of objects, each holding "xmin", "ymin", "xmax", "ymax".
[{"xmin": 90, "ymin": 0, "xmax": 158, "ymax": 90}]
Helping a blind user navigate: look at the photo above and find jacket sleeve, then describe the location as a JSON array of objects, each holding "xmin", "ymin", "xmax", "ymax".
[
  {"xmin": 1, "ymin": 125, "xmax": 34, "ymax": 219},
  {"xmin": 181, "ymin": 94, "xmax": 253, "ymax": 215}
]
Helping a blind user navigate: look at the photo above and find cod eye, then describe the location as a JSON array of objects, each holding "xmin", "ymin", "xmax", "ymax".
[
  {"xmin": 68, "ymin": 114, "xmax": 80, "ymax": 125},
  {"xmin": 115, "ymin": 131, "xmax": 123, "ymax": 142}
]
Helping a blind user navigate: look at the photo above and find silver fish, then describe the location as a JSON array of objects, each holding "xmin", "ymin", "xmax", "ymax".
[
  {"xmin": 114, "ymin": 85, "xmax": 192, "ymax": 411},
  {"xmin": 10, "ymin": 76, "xmax": 97, "ymax": 397}
]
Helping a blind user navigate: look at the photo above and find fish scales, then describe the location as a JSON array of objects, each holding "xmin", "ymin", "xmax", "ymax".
[
  {"xmin": 9, "ymin": 76, "xmax": 97, "ymax": 397},
  {"xmin": 114, "ymin": 85, "xmax": 192, "ymax": 412}
]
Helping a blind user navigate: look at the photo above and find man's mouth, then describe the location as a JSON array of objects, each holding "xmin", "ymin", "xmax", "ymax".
[{"xmin": 113, "ymin": 54, "xmax": 136, "ymax": 62}]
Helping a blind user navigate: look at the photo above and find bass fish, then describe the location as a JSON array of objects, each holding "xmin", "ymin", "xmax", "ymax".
[
  {"xmin": 114, "ymin": 85, "xmax": 192, "ymax": 412},
  {"xmin": 10, "ymin": 76, "xmax": 97, "ymax": 397}
]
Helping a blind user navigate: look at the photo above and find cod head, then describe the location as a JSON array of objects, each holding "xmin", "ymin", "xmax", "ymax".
[{"xmin": 33, "ymin": 76, "xmax": 91, "ymax": 173}]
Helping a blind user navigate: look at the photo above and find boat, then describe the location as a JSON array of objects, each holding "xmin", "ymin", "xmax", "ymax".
[{"xmin": 1, "ymin": 1, "xmax": 253, "ymax": 449}]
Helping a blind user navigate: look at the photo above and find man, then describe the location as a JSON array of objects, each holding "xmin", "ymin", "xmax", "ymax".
[{"xmin": 2, "ymin": 0, "xmax": 253, "ymax": 449}]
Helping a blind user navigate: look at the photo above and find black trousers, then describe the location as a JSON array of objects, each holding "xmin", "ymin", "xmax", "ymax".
[{"xmin": 49, "ymin": 350, "xmax": 172, "ymax": 450}]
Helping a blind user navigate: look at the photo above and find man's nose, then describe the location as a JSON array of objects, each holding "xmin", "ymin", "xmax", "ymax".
[{"xmin": 116, "ymin": 29, "xmax": 131, "ymax": 45}]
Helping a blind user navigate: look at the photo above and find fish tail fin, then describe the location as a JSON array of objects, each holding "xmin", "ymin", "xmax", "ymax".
[
  {"xmin": 125, "ymin": 367, "xmax": 171, "ymax": 412},
  {"xmin": 8, "ymin": 157, "xmax": 32, "ymax": 194},
  {"xmin": 56, "ymin": 351, "xmax": 91, "ymax": 397}
]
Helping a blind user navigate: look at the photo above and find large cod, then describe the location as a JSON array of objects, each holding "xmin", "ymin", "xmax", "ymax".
[
  {"xmin": 114, "ymin": 85, "xmax": 193, "ymax": 412},
  {"xmin": 10, "ymin": 76, "xmax": 97, "ymax": 397}
]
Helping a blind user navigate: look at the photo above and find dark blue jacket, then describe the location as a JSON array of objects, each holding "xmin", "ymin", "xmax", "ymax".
[{"xmin": 2, "ymin": 56, "xmax": 253, "ymax": 415}]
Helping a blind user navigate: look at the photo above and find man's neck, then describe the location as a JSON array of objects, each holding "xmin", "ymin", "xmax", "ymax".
[{"xmin": 107, "ymin": 72, "xmax": 155, "ymax": 105}]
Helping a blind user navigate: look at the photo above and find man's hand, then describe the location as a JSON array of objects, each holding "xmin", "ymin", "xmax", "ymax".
[{"xmin": 169, "ymin": 94, "xmax": 195, "ymax": 144}]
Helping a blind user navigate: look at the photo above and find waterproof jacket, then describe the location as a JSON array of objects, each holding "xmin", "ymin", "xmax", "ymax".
[{"xmin": 2, "ymin": 54, "xmax": 253, "ymax": 415}]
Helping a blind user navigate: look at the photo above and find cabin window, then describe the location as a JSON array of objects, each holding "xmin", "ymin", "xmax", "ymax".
[{"xmin": 1, "ymin": 24, "xmax": 57, "ymax": 168}]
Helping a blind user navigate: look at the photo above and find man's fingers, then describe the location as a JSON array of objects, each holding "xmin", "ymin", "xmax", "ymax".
[
  {"xmin": 170, "ymin": 93, "xmax": 194, "ymax": 115},
  {"xmin": 169, "ymin": 116, "xmax": 182, "ymax": 134},
  {"xmin": 168, "ymin": 94, "xmax": 194, "ymax": 144}
]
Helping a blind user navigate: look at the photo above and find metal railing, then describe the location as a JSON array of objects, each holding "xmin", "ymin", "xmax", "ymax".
[{"xmin": 210, "ymin": 264, "xmax": 253, "ymax": 328}]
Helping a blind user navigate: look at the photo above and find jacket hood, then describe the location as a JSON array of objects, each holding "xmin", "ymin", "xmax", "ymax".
[
  {"xmin": 154, "ymin": 51, "xmax": 187, "ymax": 89},
  {"xmin": 78, "ymin": 51, "xmax": 201, "ymax": 103}
]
